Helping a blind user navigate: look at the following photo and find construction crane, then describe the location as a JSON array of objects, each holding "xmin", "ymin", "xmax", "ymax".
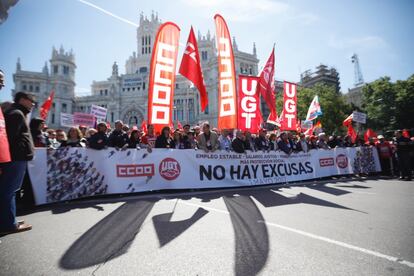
[{"xmin": 351, "ymin": 54, "xmax": 364, "ymax": 87}]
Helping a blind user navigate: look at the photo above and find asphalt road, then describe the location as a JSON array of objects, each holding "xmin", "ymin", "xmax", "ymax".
[{"xmin": 0, "ymin": 177, "xmax": 413, "ymax": 276}]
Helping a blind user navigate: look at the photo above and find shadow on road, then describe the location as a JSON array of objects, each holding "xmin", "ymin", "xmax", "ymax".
[
  {"xmin": 223, "ymin": 195, "xmax": 269, "ymax": 276},
  {"xmin": 59, "ymin": 199, "xmax": 156, "ymax": 269},
  {"xmin": 57, "ymin": 179, "xmax": 371, "ymax": 272},
  {"xmin": 152, "ymin": 207, "xmax": 209, "ymax": 247}
]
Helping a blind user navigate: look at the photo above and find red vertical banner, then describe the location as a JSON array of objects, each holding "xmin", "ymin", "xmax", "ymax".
[
  {"xmin": 148, "ymin": 22, "xmax": 181, "ymax": 134},
  {"xmin": 281, "ymin": 81, "xmax": 297, "ymax": 131},
  {"xmin": 214, "ymin": 14, "xmax": 237, "ymax": 129},
  {"xmin": 237, "ymin": 75, "xmax": 262, "ymax": 133}
]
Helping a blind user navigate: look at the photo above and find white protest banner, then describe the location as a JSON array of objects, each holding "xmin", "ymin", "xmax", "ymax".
[
  {"xmin": 28, "ymin": 147, "xmax": 381, "ymax": 205},
  {"xmin": 352, "ymin": 111, "xmax": 367, "ymax": 124},
  {"xmin": 73, "ymin": 112, "xmax": 96, "ymax": 127},
  {"xmin": 91, "ymin": 104, "xmax": 107, "ymax": 121},
  {"xmin": 60, "ymin": 113, "xmax": 74, "ymax": 127}
]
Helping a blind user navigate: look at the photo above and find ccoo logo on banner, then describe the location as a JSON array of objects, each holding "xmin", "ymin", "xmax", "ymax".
[
  {"xmin": 214, "ymin": 14, "xmax": 238, "ymax": 129},
  {"xmin": 237, "ymin": 75, "xmax": 262, "ymax": 133},
  {"xmin": 148, "ymin": 22, "xmax": 181, "ymax": 134}
]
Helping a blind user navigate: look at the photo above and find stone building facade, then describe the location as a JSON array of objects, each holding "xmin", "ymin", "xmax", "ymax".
[{"xmin": 13, "ymin": 12, "xmax": 259, "ymax": 129}]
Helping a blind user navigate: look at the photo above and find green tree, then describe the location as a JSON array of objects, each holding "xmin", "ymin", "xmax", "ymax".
[
  {"xmin": 276, "ymin": 83, "xmax": 351, "ymax": 134},
  {"xmin": 361, "ymin": 75, "xmax": 414, "ymax": 131}
]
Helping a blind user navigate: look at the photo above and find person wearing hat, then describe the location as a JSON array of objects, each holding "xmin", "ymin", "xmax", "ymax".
[
  {"xmin": 89, "ymin": 122, "xmax": 109, "ymax": 150},
  {"xmin": 375, "ymin": 135, "xmax": 392, "ymax": 176},
  {"xmin": 0, "ymin": 91, "xmax": 36, "ymax": 234}
]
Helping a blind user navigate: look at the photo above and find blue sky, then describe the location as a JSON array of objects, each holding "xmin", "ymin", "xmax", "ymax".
[{"xmin": 0, "ymin": 0, "xmax": 413, "ymax": 102}]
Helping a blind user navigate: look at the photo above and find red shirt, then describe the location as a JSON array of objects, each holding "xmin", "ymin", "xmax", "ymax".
[
  {"xmin": 376, "ymin": 141, "xmax": 392, "ymax": 159},
  {"xmin": 141, "ymin": 134, "xmax": 156, "ymax": 148},
  {"xmin": 0, "ymin": 108, "xmax": 11, "ymax": 163}
]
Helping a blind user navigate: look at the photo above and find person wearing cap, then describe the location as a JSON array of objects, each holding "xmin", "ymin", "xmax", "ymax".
[
  {"xmin": 375, "ymin": 135, "xmax": 392, "ymax": 176},
  {"xmin": 193, "ymin": 125, "xmax": 201, "ymax": 137},
  {"xmin": 197, "ymin": 123, "xmax": 219, "ymax": 152},
  {"xmin": 255, "ymin": 128, "xmax": 269, "ymax": 151},
  {"xmin": 89, "ymin": 122, "xmax": 109, "ymax": 150},
  {"xmin": 108, "ymin": 120, "xmax": 129, "ymax": 150},
  {"xmin": 0, "ymin": 91, "xmax": 36, "ymax": 234},
  {"xmin": 317, "ymin": 133, "xmax": 330, "ymax": 150}
]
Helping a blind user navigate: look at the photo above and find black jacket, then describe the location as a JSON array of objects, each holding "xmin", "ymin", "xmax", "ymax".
[
  {"xmin": 254, "ymin": 136, "xmax": 269, "ymax": 151},
  {"xmin": 155, "ymin": 135, "xmax": 175, "ymax": 148},
  {"xmin": 60, "ymin": 140, "xmax": 84, "ymax": 148},
  {"xmin": 277, "ymin": 139, "xmax": 292, "ymax": 155},
  {"xmin": 89, "ymin": 132, "xmax": 108, "ymax": 150},
  {"xmin": 108, "ymin": 130, "xmax": 130, "ymax": 148},
  {"xmin": 4, "ymin": 103, "xmax": 35, "ymax": 161},
  {"xmin": 232, "ymin": 137, "xmax": 246, "ymax": 153}
]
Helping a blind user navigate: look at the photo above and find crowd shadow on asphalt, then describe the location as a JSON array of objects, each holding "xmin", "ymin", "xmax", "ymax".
[{"xmin": 58, "ymin": 180, "xmax": 370, "ymax": 274}]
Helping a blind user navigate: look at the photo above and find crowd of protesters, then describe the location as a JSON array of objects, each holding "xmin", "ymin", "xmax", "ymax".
[{"xmin": 26, "ymin": 115, "xmax": 414, "ymax": 181}]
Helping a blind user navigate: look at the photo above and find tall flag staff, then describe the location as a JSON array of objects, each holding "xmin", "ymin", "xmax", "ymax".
[
  {"xmin": 256, "ymin": 45, "xmax": 278, "ymax": 126},
  {"xmin": 179, "ymin": 26, "xmax": 208, "ymax": 113}
]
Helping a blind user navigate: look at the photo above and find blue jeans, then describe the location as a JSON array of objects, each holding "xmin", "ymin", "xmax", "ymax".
[{"xmin": 0, "ymin": 161, "xmax": 28, "ymax": 231}]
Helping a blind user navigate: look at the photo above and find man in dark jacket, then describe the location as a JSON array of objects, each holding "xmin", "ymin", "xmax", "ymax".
[
  {"xmin": 89, "ymin": 122, "xmax": 109, "ymax": 150},
  {"xmin": 0, "ymin": 92, "xmax": 35, "ymax": 234},
  {"xmin": 254, "ymin": 128, "xmax": 269, "ymax": 151},
  {"xmin": 277, "ymin": 132, "xmax": 293, "ymax": 155},
  {"xmin": 232, "ymin": 130, "xmax": 246, "ymax": 153},
  {"xmin": 394, "ymin": 130, "xmax": 412, "ymax": 181},
  {"xmin": 108, "ymin": 120, "xmax": 129, "ymax": 150}
]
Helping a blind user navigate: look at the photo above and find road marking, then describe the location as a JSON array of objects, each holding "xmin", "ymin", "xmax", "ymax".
[
  {"xmin": 178, "ymin": 200, "xmax": 414, "ymax": 269},
  {"xmin": 259, "ymin": 220, "xmax": 414, "ymax": 269}
]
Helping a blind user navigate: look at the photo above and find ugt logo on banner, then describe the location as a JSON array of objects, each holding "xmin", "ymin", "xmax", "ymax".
[
  {"xmin": 237, "ymin": 75, "xmax": 262, "ymax": 133},
  {"xmin": 281, "ymin": 81, "xmax": 297, "ymax": 131}
]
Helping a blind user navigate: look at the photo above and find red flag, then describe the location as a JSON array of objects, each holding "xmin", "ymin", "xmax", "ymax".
[
  {"xmin": 0, "ymin": 109, "xmax": 11, "ymax": 163},
  {"xmin": 364, "ymin": 128, "xmax": 377, "ymax": 142},
  {"xmin": 402, "ymin": 129, "xmax": 410, "ymax": 138},
  {"xmin": 214, "ymin": 14, "xmax": 237, "ymax": 129},
  {"xmin": 257, "ymin": 47, "xmax": 278, "ymax": 124},
  {"xmin": 140, "ymin": 120, "xmax": 147, "ymax": 134},
  {"xmin": 343, "ymin": 113, "xmax": 353, "ymax": 127},
  {"xmin": 177, "ymin": 120, "xmax": 183, "ymax": 130},
  {"xmin": 237, "ymin": 75, "xmax": 262, "ymax": 133},
  {"xmin": 106, "ymin": 121, "xmax": 111, "ymax": 129},
  {"xmin": 39, "ymin": 90, "xmax": 55, "ymax": 120},
  {"xmin": 347, "ymin": 125, "xmax": 357, "ymax": 143},
  {"xmin": 179, "ymin": 27, "xmax": 208, "ymax": 112},
  {"xmin": 148, "ymin": 22, "xmax": 181, "ymax": 134},
  {"xmin": 280, "ymin": 81, "xmax": 297, "ymax": 131}
]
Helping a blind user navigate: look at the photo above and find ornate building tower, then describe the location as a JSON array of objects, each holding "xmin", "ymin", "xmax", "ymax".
[
  {"xmin": 49, "ymin": 46, "xmax": 76, "ymax": 127},
  {"xmin": 125, "ymin": 11, "xmax": 161, "ymax": 74}
]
